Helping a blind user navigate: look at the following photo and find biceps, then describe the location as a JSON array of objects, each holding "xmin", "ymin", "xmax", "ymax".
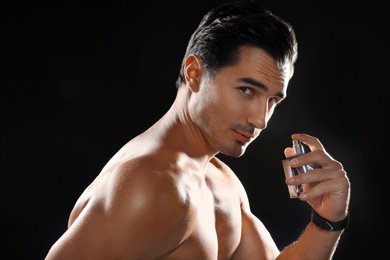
[
  {"xmin": 45, "ymin": 221, "xmax": 110, "ymax": 259},
  {"xmin": 234, "ymin": 211, "xmax": 280, "ymax": 260},
  {"xmin": 46, "ymin": 205, "xmax": 161, "ymax": 260}
]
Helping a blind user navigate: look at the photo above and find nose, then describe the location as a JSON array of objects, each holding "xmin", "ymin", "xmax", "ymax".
[{"xmin": 247, "ymin": 101, "xmax": 269, "ymax": 130}]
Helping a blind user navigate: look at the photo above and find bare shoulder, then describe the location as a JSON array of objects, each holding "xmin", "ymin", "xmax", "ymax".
[
  {"xmin": 207, "ymin": 156, "xmax": 279, "ymax": 258},
  {"xmin": 48, "ymin": 153, "xmax": 196, "ymax": 259},
  {"xmin": 96, "ymin": 154, "xmax": 197, "ymax": 251},
  {"xmin": 209, "ymin": 156, "xmax": 248, "ymax": 200},
  {"xmin": 107, "ymin": 154, "xmax": 196, "ymax": 223},
  {"xmin": 209, "ymin": 156, "xmax": 239, "ymax": 181}
]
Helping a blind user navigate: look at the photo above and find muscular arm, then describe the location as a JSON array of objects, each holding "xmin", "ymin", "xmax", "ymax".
[
  {"xmin": 276, "ymin": 133, "xmax": 350, "ymax": 259},
  {"xmin": 277, "ymin": 222, "xmax": 344, "ymax": 259},
  {"xmin": 45, "ymin": 159, "xmax": 194, "ymax": 259},
  {"xmin": 234, "ymin": 133, "xmax": 350, "ymax": 260},
  {"xmin": 233, "ymin": 209, "xmax": 280, "ymax": 260},
  {"xmin": 230, "ymin": 166, "xmax": 280, "ymax": 260},
  {"xmin": 235, "ymin": 210, "xmax": 345, "ymax": 260}
]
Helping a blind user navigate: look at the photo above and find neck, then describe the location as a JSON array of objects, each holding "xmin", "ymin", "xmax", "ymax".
[{"xmin": 147, "ymin": 86, "xmax": 218, "ymax": 165}]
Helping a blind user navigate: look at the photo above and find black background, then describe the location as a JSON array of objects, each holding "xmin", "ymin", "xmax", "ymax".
[{"xmin": 2, "ymin": 0, "xmax": 385, "ymax": 259}]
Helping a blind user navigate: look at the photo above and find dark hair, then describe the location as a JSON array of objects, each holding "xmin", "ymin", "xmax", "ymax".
[{"xmin": 175, "ymin": 0, "xmax": 298, "ymax": 88}]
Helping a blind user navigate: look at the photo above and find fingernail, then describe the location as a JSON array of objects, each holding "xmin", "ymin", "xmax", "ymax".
[
  {"xmin": 290, "ymin": 158, "xmax": 298, "ymax": 165},
  {"xmin": 286, "ymin": 177, "xmax": 296, "ymax": 184},
  {"xmin": 299, "ymin": 193, "xmax": 307, "ymax": 200}
]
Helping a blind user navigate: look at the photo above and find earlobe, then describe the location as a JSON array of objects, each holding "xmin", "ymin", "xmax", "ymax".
[{"xmin": 184, "ymin": 55, "xmax": 202, "ymax": 92}]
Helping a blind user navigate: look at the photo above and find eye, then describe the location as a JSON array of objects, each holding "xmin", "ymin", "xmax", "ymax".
[
  {"xmin": 269, "ymin": 97, "xmax": 281, "ymax": 106},
  {"xmin": 239, "ymin": 87, "xmax": 253, "ymax": 95}
]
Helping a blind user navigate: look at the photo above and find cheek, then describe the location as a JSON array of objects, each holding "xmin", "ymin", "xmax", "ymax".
[
  {"xmin": 196, "ymin": 84, "xmax": 242, "ymax": 124},
  {"xmin": 206, "ymin": 90, "xmax": 233, "ymax": 113},
  {"xmin": 211, "ymin": 97, "xmax": 244, "ymax": 127}
]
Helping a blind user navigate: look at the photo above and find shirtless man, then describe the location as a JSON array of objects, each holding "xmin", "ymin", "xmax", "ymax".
[{"xmin": 45, "ymin": 0, "xmax": 350, "ymax": 259}]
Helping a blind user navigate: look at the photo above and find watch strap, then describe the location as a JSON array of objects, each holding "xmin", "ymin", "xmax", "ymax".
[{"xmin": 311, "ymin": 210, "xmax": 349, "ymax": 231}]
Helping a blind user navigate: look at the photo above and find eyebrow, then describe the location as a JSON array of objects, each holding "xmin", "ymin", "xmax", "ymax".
[{"xmin": 239, "ymin": 77, "xmax": 285, "ymax": 99}]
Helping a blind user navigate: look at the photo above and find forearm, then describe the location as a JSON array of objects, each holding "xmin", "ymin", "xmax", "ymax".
[{"xmin": 277, "ymin": 222, "xmax": 344, "ymax": 260}]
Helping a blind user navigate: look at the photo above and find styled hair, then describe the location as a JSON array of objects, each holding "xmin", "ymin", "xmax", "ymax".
[{"xmin": 175, "ymin": 0, "xmax": 298, "ymax": 88}]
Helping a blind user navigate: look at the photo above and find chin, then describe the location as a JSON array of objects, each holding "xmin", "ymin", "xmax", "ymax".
[{"xmin": 220, "ymin": 146, "xmax": 247, "ymax": 158}]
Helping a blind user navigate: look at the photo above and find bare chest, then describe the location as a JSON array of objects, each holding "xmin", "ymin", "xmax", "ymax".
[{"xmin": 163, "ymin": 175, "xmax": 243, "ymax": 259}]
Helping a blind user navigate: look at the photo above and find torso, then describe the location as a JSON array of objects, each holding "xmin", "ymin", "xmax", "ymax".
[
  {"xmin": 69, "ymin": 136, "xmax": 246, "ymax": 259},
  {"xmin": 161, "ymin": 159, "xmax": 243, "ymax": 259}
]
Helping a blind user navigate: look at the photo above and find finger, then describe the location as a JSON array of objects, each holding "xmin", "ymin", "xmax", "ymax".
[
  {"xmin": 291, "ymin": 133, "xmax": 325, "ymax": 152},
  {"xmin": 298, "ymin": 172, "xmax": 350, "ymax": 205},
  {"xmin": 289, "ymin": 149, "xmax": 341, "ymax": 170},
  {"xmin": 293, "ymin": 167, "xmax": 347, "ymax": 185},
  {"xmin": 284, "ymin": 147, "xmax": 295, "ymax": 158},
  {"xmin": 284, "ymin": 167, "xmax": 347, "ymax": 199}
]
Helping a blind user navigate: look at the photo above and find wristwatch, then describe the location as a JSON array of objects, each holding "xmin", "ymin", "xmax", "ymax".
[{"xmin": 311, "ymin": 210, "xmax": 349, "ymax": 231}]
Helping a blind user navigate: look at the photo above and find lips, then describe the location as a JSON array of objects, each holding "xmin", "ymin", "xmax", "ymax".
[{"xmin": 234, "ymin": 130, "xmax": 253, "ymax": 143}]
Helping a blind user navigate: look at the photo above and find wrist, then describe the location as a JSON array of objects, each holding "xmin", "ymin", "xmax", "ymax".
[{"xmin": 311, "ymin": 210, "xmax": 349, "ymax": 231}]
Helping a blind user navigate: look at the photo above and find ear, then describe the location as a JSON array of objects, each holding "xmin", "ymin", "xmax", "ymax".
[{"xmin": 184, "ymin": 54, "xmax": 203, "ymax": 92}]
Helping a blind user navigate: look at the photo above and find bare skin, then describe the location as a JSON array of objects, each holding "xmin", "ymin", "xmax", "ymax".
[{"xmin": 45, "ymin": 46, "xmax": 350, "ymax": 259}]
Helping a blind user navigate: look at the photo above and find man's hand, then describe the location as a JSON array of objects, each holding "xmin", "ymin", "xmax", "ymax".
[{"xmin": 284, "ymin": 133, "xmax": 351, "ymax": 222}]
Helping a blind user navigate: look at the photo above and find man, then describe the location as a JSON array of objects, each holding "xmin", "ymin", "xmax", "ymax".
[{"xmin": 45, "ymin": 0, "xmax": 350, "ymax": 259}]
